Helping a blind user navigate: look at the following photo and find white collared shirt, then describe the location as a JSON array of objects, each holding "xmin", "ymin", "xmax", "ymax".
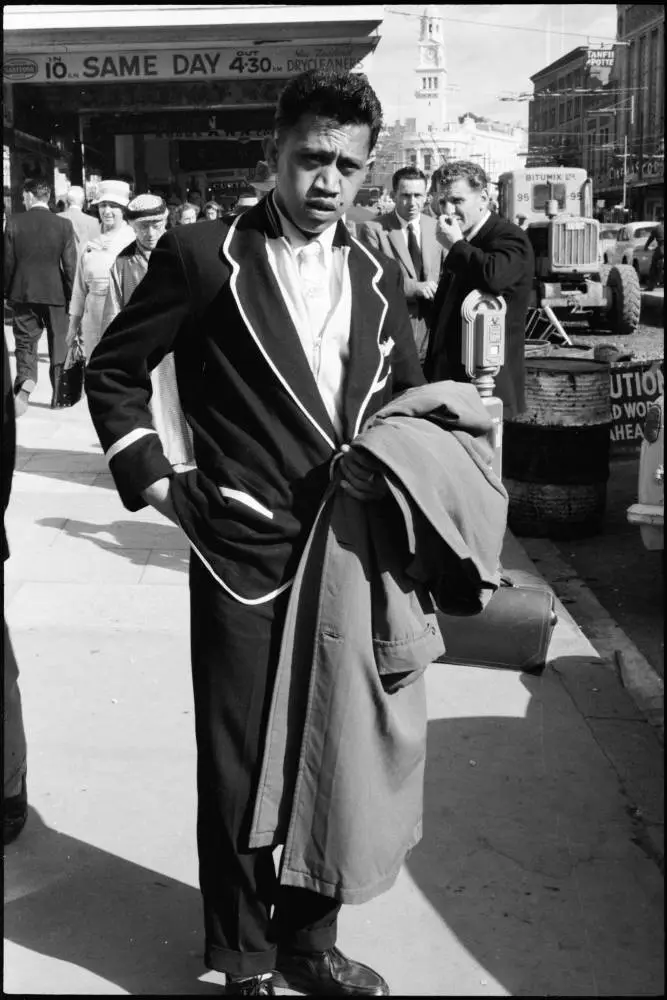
[
  {"xmin": 264, "ymin": 198, "xmax": 351, "ymax": 440},
  {"xmin": 465, "ymin": 210, "xmax": 491, "ymax": 243},
  {"xmin": 395, "ymin": 210, "xmax": 421, "ymax": 249}
]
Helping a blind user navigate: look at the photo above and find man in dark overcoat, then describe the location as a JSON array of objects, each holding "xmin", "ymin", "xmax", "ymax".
[
  {"xmin": 424, "ymin": 160, "xmax": 534, "ymax": 418},
  {"xmin": 85, "ymin": 70, "xmax": 424, "ymax": 996},
  {"xmin": 4, "ymin": 178, "xmax": 77, "ymax": 414}
]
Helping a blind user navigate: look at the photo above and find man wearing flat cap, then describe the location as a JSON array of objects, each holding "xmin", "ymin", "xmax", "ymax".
[{"xmin": 102, "ymin": 194, "xmax": 194, "ymax": 469}]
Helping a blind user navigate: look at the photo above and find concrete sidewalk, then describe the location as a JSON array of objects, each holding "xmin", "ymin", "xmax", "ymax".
[{"xmin": 3, "ymin": 338, "xmax": 664, "ymax": 996}]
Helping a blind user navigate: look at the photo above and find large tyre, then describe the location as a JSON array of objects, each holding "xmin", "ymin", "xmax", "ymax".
[{"xmin": 607, "ymin": 263, "xmax": 641, "ymax": 336}]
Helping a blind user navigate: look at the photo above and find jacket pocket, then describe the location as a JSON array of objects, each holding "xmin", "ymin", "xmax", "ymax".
[{"xmin": 219, "ymin": 487, "xmax": 274, "ymax": 521}]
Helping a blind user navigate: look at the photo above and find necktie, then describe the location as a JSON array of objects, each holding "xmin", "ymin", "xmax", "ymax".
[
  {"xmin": 297, "ymin": 241, "xmax": 329, "ymax": 372},
  {"xmin": 407, "ymin": 222, "xmax": 423, "ymax": 280}
]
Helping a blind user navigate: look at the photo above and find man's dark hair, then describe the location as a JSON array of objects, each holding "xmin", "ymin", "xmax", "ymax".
[
  {"xmin": 23, "ymin": 178, "xmax": 51, "ymax": 202},
  {"xmin": 274, "ymin": 70, "xmax": 383, "ymax": 153},
  {"xmin": 430, "ymin": 160, "xmax": 489, "ymax": 193},
  {"xmin": 392, "ymin": 165, "xmax": 427, "ymax": 192}
]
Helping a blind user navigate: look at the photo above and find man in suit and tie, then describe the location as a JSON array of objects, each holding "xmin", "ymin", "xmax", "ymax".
[
  {"xmin": 57, "ymin": 185, "xmax": 101, "ymax": 256},
  {"xmin": 86, "ymin": 69, "xmax": 424, "ymax": 996},
  {"xmin": 4, "ymin": 178, "xmax": 77, "ymax": 415},
  {"xmin": 424, "ymin": 160, "xmax": 534, "ymax": 418},
  {"xmin": 357, "ymin": 166, "xmax": 445, "ymax": 364}
]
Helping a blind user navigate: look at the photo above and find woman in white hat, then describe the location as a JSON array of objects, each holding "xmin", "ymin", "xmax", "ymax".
[{"xmin": 66, "ymin": 179, "xmax": 135, "ymax": 361}]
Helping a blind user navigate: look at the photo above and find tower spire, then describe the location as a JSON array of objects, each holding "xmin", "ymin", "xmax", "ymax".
[{"xmin": 415, "ymin": 4, "xmax": 447, "ymax": 133}]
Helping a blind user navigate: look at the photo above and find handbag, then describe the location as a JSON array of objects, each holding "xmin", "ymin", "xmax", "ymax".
[
  {"xmin": 435, "ymin": 577, "xmax": 557, "ymax": 673},
  {"xmin": 52, "ymin": 339, "xmax": 85, "ymax": 409}
]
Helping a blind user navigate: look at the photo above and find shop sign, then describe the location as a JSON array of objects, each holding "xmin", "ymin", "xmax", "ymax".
[
  {"xmin": 609, "ymin": 362, "xmax": 664, "ymax": 449},
  {"xmin": 586, "ymin": 45, "xmax": 614, "ymax": 68},
  {"xmin": 2, "ymin": 45, "xmax": 370, "ymax": 84}
]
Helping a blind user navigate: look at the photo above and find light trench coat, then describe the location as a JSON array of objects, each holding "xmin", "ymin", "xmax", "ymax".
[
  {"xmin": 249, "ymin": 382, "xmax": 509, "ymax": 903},
  {"xmin": 69, "ymin": 223, "xmax": 135, "ymax": 360}
]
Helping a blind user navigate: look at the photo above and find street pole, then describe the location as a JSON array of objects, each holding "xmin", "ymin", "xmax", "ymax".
[{"xmin": 622, "ymin": 133, "xmax": 627, "ymax": 210}]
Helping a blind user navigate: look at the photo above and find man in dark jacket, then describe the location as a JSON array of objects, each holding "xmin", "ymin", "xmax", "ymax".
[
  {"xmin": 86, "ymin": 70, "xmax": 424, "ymax": 996},
  {"xmin": 4, "ymin": 178, "xmax": 77, "ymax": 414},
  {"xmin": 424, "ymin": 160, "xmax": 534, "ymax": 418},
  {"xmin": 2, "ymin": 335, "xmax": 28, "ymax": 844}
]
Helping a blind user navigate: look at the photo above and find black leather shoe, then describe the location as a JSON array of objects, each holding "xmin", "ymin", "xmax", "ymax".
[
  {"xmin": 275, "ymin": 946, "xmax": 389, "ymax": 996},
  {"xmin": 3, "ymin": 775, "xmax": 28, "ymax": 846},
  {"xmin": 224, "ymin": 973, "xmax": 275, "ymax": 995}
]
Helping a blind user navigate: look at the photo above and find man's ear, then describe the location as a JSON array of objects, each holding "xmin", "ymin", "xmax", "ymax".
[{"xmin": 265, "ymin": 134, "xmax": 279, "ymax": 173}]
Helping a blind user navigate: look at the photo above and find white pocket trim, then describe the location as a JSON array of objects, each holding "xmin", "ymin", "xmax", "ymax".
[{"xmin": 219, "ymin": 487, "xmax": 274, "ymax": 520}]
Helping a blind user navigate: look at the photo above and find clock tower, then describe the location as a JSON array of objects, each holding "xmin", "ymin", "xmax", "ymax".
[{"xmin": 414, "ymin": 4, "xmax": 447, "ymax": 134}]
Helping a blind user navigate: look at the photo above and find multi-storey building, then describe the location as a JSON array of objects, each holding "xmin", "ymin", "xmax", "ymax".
[
  {"xmin": 528, "ymin": 6, "xmax": 664, "ymax": 221},
  {"xmin": 528, "ymin": 47, "xmax": 601, "ymax": 172},
  {"xmin": 614, "ymin": 4, "xmax": 664, "ymax": 218},
  {"xmin": 367, "ymin": 5, "xmax": 526, "ymax": 194}
]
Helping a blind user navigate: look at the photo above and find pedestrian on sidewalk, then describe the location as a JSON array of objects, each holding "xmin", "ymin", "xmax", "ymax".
[
  {"xmin": 3, "ymin": 177, "xmax": 77, "ymax": 415},
  {"xmin": 101, "ymin": 193, "xmax": 194, "ymax": 470},
  {"xmin": 2, "ymin": 335, "xmax": 28, "ymax": 844},
  {"xmin": 86, "ymin": 69, "xmax": 427, "ymax": 996},
  {"xmin": 57, "ymin": 185, "xmax": 101, "ymax": 258},
  {"xmin": 65, "ymin": 179, "xmax": 134, "ymax": 363},
  {"xmin": 424, "ymin": 160, "xmax": 534, "ymax": 418}
]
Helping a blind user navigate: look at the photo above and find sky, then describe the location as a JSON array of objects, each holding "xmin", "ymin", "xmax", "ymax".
[{"xmin": 366, "ymin": 4, "xmax": 618, "ymax": 130}]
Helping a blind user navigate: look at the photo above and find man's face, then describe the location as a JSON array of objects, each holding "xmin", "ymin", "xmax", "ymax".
[
  {"xmin": 436, "ymin": 177, "xmax": 489, "ymax": 234},
  {"xmin": 132, "ymin": 216, "xmax": 167, "ymax": 252},
  {"xmin": 267, "ymin": 114, "xmax": 373, "ymax": 234},
  {"xmin": 393, "ymin": 179, "xmax": 427, "ymax": 222},
  {"xmin": 179, "ymin": 207, "xmax": 197, "ymax": 225}
]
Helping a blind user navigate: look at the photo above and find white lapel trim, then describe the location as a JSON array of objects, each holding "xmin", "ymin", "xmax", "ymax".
[
  {"xmin": 349, "ymin": 236, "xmax": 390, "ymax": 440},
  {"xmin": 224, "ymin": 214, "xmax": 337, "ymax": 453}
]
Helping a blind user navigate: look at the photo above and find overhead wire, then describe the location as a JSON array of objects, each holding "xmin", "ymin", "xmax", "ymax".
[{"xmin": 383, "ymin": 6, "xmax": 621, "ymax": 44}]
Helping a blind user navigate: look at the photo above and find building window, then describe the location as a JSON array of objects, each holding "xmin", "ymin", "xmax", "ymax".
[
  {"xmin": 424, "ymin": 153, "xmax": 432, "ymax": 172},
  {"xmin": 422, "ymin": 77, "xmax": 427, "ymax": 90},
  {"xmin": 559, "ymin": 102, "xmax": 565, "ymax": 124},
  {"xmin": 434, "ymin": 77, "xmax": 438, "ymax": 89},
  {"xmin": 567, "ymin": 100, "xmax": 573, "ymax": 120}
]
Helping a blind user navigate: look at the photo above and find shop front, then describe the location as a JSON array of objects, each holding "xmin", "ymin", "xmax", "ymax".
[{"xmin": 3, "ymin": 5, "xmax": 383, "ymax": 214}]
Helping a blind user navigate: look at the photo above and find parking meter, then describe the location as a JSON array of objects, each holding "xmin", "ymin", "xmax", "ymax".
[{"xmin": 460, "ymin": 290, "xmax": 507, "ymax": 478}]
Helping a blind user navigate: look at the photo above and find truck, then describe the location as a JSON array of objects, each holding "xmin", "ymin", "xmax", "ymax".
[{"xmin": 497, "ymin": 167, "xmax": 641, "ymax": 343}]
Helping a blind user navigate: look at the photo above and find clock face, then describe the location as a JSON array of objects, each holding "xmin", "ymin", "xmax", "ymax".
[{"xmin": 425, "ymin": 47, "xmax": 437, "ymax": 63}]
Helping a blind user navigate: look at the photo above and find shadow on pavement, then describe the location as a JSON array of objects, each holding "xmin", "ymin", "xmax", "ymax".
[
  {"xmin": 405, "ymin": 666, "xmax": 664, "ymax": 997},
  {"xmin": 4, "ymin": 808, "xmax": 220, "ymax": 994},
  {"xmin": 38, "ymin": 516, "xmax": 190, "ymax": 573},
  {"xmin": 15, "ymin": 444, "xmax": 113, "ymax": 486}
]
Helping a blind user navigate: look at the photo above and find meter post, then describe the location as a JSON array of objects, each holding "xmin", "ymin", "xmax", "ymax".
[{"xmin": 460, "ymin": 290, "xmax": 507, "ymax": 479}]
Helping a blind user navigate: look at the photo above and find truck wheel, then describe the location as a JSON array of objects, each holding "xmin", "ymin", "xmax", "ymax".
[{"xmin": 607, "ymin": 264, "xmax": 641, "ymax": 335}]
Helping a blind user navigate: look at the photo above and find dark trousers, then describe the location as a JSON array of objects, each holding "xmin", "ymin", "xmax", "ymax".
[
  {"xmin": 189, "ymin": 554, "xmax": 340, "ymax": 978},
  {"xmin": 11, "ymin": 302, "xmax": 69, "ymax": 393}
]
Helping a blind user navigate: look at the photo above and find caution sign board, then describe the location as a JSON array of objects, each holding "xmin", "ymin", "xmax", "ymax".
[{"xmin": 609, "ymin": 361, "xmax": 664, "ymax": 454}]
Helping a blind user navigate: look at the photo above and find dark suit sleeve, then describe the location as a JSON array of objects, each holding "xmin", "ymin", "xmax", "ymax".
[
  {"xmin": 60, "ymin": 220, "xmax": 77, "ymax": 300},
  {"xmin": 384, "ymin": 264, "xmax": 426, "ymax": 394},
  {"xmin": 3, "ymin": 222, "xmax": 16, "ymax": 296},
  {"xmin": 85, "ymin": 230, "xmax": 193, "ymax": 510},
  {"xmin": 444, "ymin": 223, "xmax": 533, "ymax": 296}
]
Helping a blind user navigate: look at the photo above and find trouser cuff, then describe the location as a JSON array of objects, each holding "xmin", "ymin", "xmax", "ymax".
[
  {"xmin": 205, "ymin": 943, "xmax": 277, "ymax": 979},
  {"xmin": 278, "ymin": 922, "xmax": 338, "ymax": 956}
]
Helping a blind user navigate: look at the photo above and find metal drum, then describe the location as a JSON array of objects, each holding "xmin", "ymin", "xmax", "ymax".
[{"xmin": 504, "ymin": 358, "xmax": 611, "ymax": 538}]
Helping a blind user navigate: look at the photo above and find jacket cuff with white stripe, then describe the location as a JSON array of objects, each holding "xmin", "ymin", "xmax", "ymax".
[{"xmin": 106, "ymin": 429, "xmax": 175, "ymax": 511}]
